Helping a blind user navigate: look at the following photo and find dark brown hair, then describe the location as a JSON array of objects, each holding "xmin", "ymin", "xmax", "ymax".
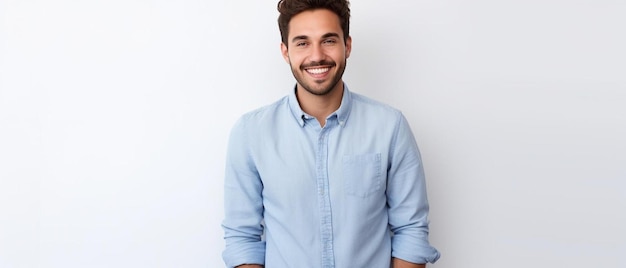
[{"xmin": 277, "ymin": 0, "xmax": 351, "ymax": 46}]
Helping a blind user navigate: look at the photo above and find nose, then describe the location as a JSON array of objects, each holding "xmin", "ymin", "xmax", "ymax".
[{"xmin": 309, "ymin": 43, "xmax": 325, "ymax": 62}]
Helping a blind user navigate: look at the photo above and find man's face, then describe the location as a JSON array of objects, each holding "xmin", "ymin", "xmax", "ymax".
[{"xmin": 281, "ymin": 9, "xmax": 352, "ymax": 96}]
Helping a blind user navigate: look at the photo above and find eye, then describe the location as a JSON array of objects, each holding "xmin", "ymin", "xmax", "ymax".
[
  {"xmin": 322, "ymin": 39, "xmax": 337, "ymax": 45},
  {"xmin": 296, "ymin": 41, "xmax": 308, "ymax": 47}
]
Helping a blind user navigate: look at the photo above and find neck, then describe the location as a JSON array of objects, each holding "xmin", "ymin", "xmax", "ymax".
[{"xmin": 296, "ymin": 82, "xmax": 344, "ymax": 127}]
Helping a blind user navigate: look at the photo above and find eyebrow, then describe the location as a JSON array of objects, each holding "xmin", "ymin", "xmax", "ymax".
[
  {"xmin": 321, "ymin": 32, "xmax": 340, "ymax": 39},
  {"xmin": 290, "ymin": 32, "xmax": 341, "ymax": 43}
]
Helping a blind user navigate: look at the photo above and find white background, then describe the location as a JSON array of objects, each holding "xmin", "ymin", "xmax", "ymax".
[{"xmin": 1, "ymin": 0, "xmax": 625, "ymax": 267}]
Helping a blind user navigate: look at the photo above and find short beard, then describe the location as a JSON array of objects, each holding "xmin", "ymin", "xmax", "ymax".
[{"xmin": 290, "ymin": 59, "xmax": 347, "ymax": 96}]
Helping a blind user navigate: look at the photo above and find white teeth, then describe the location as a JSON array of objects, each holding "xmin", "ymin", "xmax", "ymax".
[{"xmin": 307, "ymin": 68, "xmax": 329, "ymax": 74}]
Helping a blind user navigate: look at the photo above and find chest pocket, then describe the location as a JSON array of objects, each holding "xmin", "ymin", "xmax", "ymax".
[{"xmin": 342, "ymin": 153, "xmax": 384, "ymax": 197}]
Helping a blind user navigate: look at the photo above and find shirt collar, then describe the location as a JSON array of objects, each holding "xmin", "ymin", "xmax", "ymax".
[{"xmin": 288, "ymin": 83, "xmax": 353, "ymax": 128}]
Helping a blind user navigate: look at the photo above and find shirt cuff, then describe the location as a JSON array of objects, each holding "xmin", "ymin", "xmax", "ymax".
[
  {"xmin": 222, "ymin": 241, "xmax": 266, "ymax": 268},
  {"xmin": 392, "ymin": 236, "xmax": 441, "ymax": 264}
]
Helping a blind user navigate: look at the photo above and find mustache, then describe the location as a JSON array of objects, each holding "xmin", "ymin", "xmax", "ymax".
[{"xmin": 300, "ymin": 60, "xmax": 336, "ymax": 69}]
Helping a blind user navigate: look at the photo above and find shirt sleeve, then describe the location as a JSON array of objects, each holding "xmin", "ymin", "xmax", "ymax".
[
  {"xmin": 221, "ymin": 117, "xmax": 266, "ymax": 268},
  {"xmin": 386, "ymin": 113, "xmax": 441, "ymax": 264}
]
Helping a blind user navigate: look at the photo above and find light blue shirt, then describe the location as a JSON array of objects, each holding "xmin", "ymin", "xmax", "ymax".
[{"xmin": 222, "ymin": 85, "xmax": 440, "ymax": 268}]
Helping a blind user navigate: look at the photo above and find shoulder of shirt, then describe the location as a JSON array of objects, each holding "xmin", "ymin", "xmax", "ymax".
[
  {"xmin": 350, "ymin": 91, "xmax": 404, "ymax": 118},
  {"xmin": 236, "ymin": 95, "xmax": 290, "ymax": 124}
]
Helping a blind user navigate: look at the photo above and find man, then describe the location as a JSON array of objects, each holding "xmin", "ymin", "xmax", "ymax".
[{"xmin": 222, "ymin": 0, "xmax": 440, "ymax": 267}]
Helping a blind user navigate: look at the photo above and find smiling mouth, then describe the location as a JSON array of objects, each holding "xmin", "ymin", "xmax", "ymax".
[{"xmin": 305, "ymin": 67, "xmax": 330, "ymax": 75}]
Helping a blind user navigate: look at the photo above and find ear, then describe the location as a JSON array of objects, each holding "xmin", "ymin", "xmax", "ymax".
[
  {"xmin": 345, "ymin": 36, "xmax": 352, "ymax": 59},
  {"xmin": 280, "ymin": 42, "xmax": 290, "ymax": 64}
]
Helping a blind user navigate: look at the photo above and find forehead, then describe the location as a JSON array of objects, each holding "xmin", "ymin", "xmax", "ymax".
[{"xmin": 288, "ymin": 9, "xmax": 343, "ymax": 39}]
